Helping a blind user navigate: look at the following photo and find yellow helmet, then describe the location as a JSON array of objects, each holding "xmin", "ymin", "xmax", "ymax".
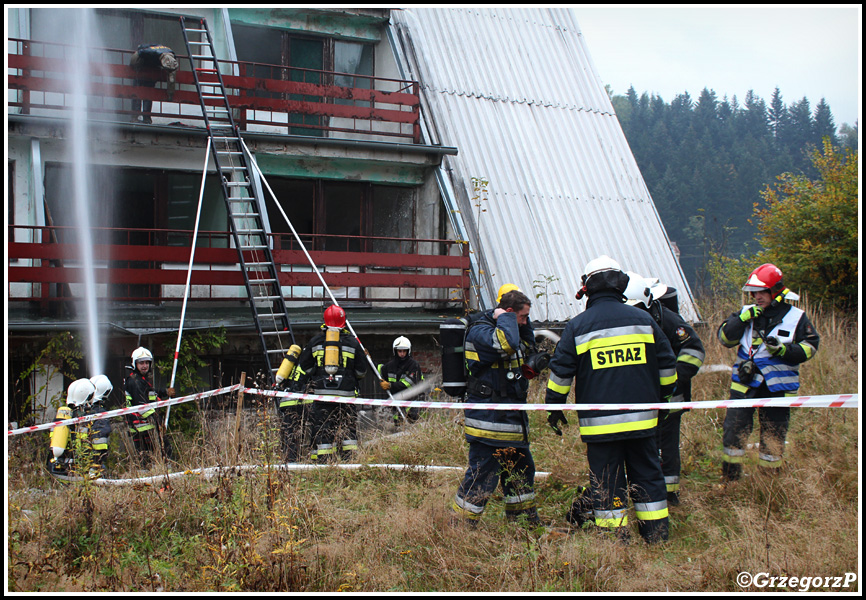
[{"xmin": 496, "ymin": 283, "xmax": 520, "ymax": 304}]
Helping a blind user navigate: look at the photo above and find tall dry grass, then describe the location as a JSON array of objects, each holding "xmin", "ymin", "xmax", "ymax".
[{"xmin": 6, "ymin": 298, "xmax": 859, "ymax": 592}]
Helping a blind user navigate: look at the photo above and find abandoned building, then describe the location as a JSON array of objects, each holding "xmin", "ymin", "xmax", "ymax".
[{"xmin": 7, "ymin": 8, "xmax": 694, "ymax": 425}]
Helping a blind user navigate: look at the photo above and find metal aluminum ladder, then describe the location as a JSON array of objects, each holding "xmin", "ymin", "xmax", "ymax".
[{"xmin": 180, "ymin": 16, "xmax": 295, "ymax": 384}]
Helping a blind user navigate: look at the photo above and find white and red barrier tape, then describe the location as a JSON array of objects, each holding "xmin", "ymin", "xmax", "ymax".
[{"xmin": 7, "ymin": 385, "xmax": 858, "ymax": 437}]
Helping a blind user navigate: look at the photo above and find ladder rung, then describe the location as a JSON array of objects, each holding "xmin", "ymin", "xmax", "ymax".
[
  {"xmin": 192, "ymin": 55, "xmax": 216, "ymax": 60},
  {"xmin": 251, "ymin": 295, "xmax": 281, "ymax": 301},
  {"xmin": 185, "ymin": 28, "xmax": 208, "ymax": 33},
  {"xmin": 188, "ymin": 41, "xmax": 209, "ymax": 45},
  {"xmin": 241, "ymin": 245, "xmax": 268, "ymax": 250},
  {"xmin": 226, "ymin": 182, "xmax": 251, "ymax": 187}
]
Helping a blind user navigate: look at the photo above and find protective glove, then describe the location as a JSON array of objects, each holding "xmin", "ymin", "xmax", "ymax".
[
  {"xmin": 764, "ymin": 336, "xmax": 787, "ymax": 357},
  {"xmin": 547, "ymin": 411, "xmax": 568, "ymax": 436},
  {"xmin": 738, "ymin": 305, "xmax": 763, "ymax": 322},
  {"xmin": 379, "ymin": 380, "xmax": 391, "ymax": 391}
]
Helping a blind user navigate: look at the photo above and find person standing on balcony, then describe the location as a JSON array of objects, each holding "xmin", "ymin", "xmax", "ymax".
[
  {"xmin": 129, "ymin": 44, "xmax": 178, "ymax": 124},
  {"xmin": 295, "ymin": 305, "xmax": 368, "ymax": 462}
]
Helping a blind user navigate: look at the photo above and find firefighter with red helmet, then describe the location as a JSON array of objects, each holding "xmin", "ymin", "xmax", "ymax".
[
  {"xmin": 717, "ymin": 263, "xmax": 820, "ymax": 480},
  {"xmin": 545, "ymin": 256, "xmax": 677, "ymax": 543},
  {"xmin": 295, "ymin": 305, "xmax": 368, "ymax": 461}
]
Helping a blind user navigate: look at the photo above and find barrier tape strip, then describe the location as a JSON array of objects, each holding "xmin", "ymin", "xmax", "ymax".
[
  {"xmin": 8, "ymin": 385, "xmax": 858, "ymax": 437},
  {"xmin": 7, "ymin": 385, "xmax": 242, "ymax": 437}
]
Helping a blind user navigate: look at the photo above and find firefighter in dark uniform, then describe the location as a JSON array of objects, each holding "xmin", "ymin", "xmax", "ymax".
[
  {"xmin": 125, "ymin": 346, "xmax": 174, "ymax": 466},
  {"xmin": 624, "ymin": 273, "xmax": 705, "ymax": 506},
  {"xmin": 276, "ymin": 363, "xmax": 313, "ymax": 463},
  {"xmin": 450, "ymin": 290, "xmax": 542, "ymax": 525},
  {"xmin": 129, "ymin": 44, "xmax": 178, "ymax": 123},
  {"xmin": 718, "ymin": 263, "xmax": 820, "ymax": 480},
  {"xmin": 296, "ymin": 305, "xmax": 368, "ymax": 462},
  {"xmin": 545, "ymin": 256, "xmax": 677, "ymax": 543},
  {"xmin": 379, "ymin": 336, "xmax": 424, "ymax": 425}
]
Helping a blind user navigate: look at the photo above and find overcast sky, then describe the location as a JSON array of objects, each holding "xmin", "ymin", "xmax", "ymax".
[{"xmin": 573, "ymin": 5, "xmax": 861, "ymax": 129}]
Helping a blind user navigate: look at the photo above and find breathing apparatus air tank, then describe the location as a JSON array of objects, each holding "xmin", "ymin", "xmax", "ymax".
[
  {"xmin": 274, "ymin": 344, "xmax": 302, "ymax": 385},
  {"xmin": 50, "ymin": 405, "xmax": 72, "ymax": 459},
  {"xmin": 440, "ymin": 316, "xmax": 469, "ymax": 398},
  {"xmin": 322, "ymin": 304, "xmax": 347, "ymax": 377}
]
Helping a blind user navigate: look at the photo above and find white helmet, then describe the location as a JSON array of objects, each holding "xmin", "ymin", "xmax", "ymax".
[
  {"xmin": 624, "ymin": 272, "xmax": 653, "ymax": 309},
  {"xmin": 131, "ymin": 346, "xmax": 154, "ymax": 365},
  {"xmin": 580, "ymin": 255, "xmax": 628, "ymax": 297},
  {"xmin": 90, "ymin": 374, "xmax": 113, "ymax": 403},
  {"xmin": 67, "ymin": 378, "xmax": 96, "ymax": 408},
  {"xmin": 393, "ymin": 336, "xmax": 411, "ymax": 355},
  {"xmin": 583, "ymin": 255, "xmax": 622, "ymax": 280}
]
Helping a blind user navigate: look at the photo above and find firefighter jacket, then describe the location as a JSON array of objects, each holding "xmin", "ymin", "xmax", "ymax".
[
  {"xmin": 278, "ymin": 364, "xmax": 313, "ymax": 409},
  {"xmin": 545, "ymin": 291, "xmax": 678, "ymax": 443},
  {"xmin": 658, "ymin": 305, "xmax": 705, "ymax": 403},
  {"xmin": 718, "ymin": 301, "xmax": 819, "ymax": 397},
  {"xmin": 124, "ymin": 370, "xmax": 163, "ymax": 434},
  {"xmin": 296, "ymin": 326, "xmax": 368, "ymax": 397},
  {"xmin": 379, "ymin": 355, "xmax": 424, "ymax": 394},
  {"xmin": 81, "ymin": 404, "xmax": 111, "ymax": 454},
  {"xmin": 463, "ymin": 309, "xmax": 536, "ymax": 448}
]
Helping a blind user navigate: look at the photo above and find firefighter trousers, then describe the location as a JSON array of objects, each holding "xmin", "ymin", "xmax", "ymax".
[
  {"xmin": 451, "ymin": 442, "xmax": 539, "ymax": 523},
  {"xmin": 722, "ymin": 401, "xmax": 790, "ymax": 480},
  {"xmin": 309, "ymin": 400, "xmax": 359, "ymax": 461},
  {"xmin": 586, "ymin": 436, "xmax": 669, "ymax": 543},
  {"xmin": 279, "ymin": 403, "xmax": 308, "ymax": 462},
  {"xmin": 656, "ymin": 410, "xmax": 685, "ymax": 496}
]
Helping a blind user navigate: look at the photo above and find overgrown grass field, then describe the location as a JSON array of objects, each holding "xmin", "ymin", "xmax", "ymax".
[{"xmin": 6, "ymin": 300, "xmax": 859, "ymax": 592}]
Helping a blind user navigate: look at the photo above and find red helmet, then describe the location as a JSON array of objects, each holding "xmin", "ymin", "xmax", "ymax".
[
  {"xmin": 742, "ymin": 263, "xmax": 784, "ymax": 294},
  {"xmin": 323, "ymin": 304, "xmax": 346, "ymax": 328}
]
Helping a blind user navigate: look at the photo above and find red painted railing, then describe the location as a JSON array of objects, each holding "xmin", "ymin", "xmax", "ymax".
[
  {"xmin": 8, "ymin": 226, "xmax": 471, "ymax": 307},
  {"xmin": 8, "ymin": 38, "xmax": 421, "ymax": 142}
]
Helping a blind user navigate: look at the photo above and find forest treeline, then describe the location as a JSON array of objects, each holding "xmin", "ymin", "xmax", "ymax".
[{"xmin": 611, "ymin": 85, "xmax": 858, "ymax": 293}]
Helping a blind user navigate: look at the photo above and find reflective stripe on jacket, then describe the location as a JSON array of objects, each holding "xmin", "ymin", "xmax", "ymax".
[{"xmin": 545, "ymin": 292, "xmax": 677, "ymax": 443}]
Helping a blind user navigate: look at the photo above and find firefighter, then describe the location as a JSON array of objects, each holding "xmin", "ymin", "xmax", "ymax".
[
  {"xmin": 86, "ymin": 374, "xmax": 114, "ymax": 476},
  {"xmin": 450, "ymin": 289, "xmax": 541, "ymax": 526},
  {"xmin": 125, "ymin": 347, "xmax": 174, "ymax": 466},
  {"xmin": 545, "ymin": 256, "xmax": 677, "ymax": 543},
  {"xmin": 129, "ymin": 43, "xmax": 178, "ymax": 123},
  {"xmin": 276, "ymin": 362, "xmax": 312, "ymax": 463},
  {"xmin": 379, "ymin": 336, "xmax": 425, "ymax": 425},
  {"xmin": 48, "ymin": 378, "xmax": 96, "ymax": 479},
  {"xmin": 624, "ymin": 273, "xmax": 705, "ymax": 505},
  {"xmin": 718, "ymin": 263, "xmax": 820, "ymax": 480},
  {"xmin": 296, "ymin": 305, "xmax": 368, "ymax": 462}
]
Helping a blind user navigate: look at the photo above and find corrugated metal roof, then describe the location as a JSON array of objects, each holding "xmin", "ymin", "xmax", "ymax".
[{"xmin": 389, "ymin": 7, "xmax": 699, "ymax": 323}]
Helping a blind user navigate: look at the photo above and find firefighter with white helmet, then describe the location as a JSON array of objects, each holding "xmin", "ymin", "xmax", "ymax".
[
  {"xmin": 48, "ymin": 378, "xmax": 108, "ymax": 479},
  {"xmin": 623, "ymin": 272, "xmax": 705, "ymax": 506},
  {"xmin": 125, "ymin": 346, "xmax": 173, "ymax": 466},
  {"xmin": 379, "ymin": 336, "xmax": 425, "ymax": 425},
  {"xmin": 717, "ymin": 263, "xmax": 820, "ymax": 480},
  {"xmin": 545, "ymin": 256, "xmax": 676, "ymax": 543}
]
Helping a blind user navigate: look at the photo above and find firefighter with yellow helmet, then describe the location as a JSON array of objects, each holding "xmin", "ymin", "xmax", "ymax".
[{"xmin": 718, "ymin": 263, "xmax": 820, "ymax": 480}]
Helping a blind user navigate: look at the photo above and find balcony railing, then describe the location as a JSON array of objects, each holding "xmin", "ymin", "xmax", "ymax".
[
  {"xmin": 8, "ymin": 38, "xmax": 421, "ymax": 143},
  {"xmin": 8, "ymin": 226, "xmax": 471, "ymax": 308}
]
